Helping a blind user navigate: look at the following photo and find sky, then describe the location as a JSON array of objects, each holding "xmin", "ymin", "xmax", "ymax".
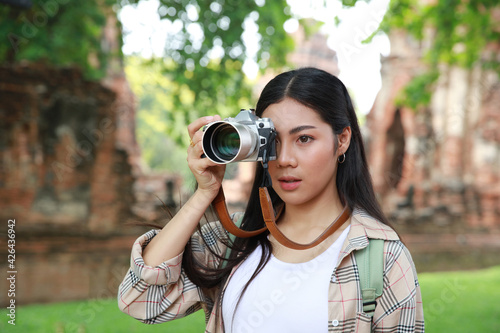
[{"xmin": 119, "ymin": 0, "xmax": 391, "ymax": 114}]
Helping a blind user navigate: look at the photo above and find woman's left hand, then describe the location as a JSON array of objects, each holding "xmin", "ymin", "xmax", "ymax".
[{"xmin": 187, "ymin": 115, "xmax": 226, "ymax": 202}]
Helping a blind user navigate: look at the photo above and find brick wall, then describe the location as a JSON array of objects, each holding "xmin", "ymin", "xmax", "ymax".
[
  {"xmin": 366, "ymin": 30, "xmax": 500, "ymax": 233},
  {"xmin": 0, "ymin": 63, "xmax": 137, "ymax": 231},
  {"xmin": 0, "ymin": 63, "xmax": 143, "ymax": 306}
]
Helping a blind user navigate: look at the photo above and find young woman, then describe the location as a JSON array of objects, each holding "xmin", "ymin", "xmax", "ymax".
[{"xmin": 118, "ymin": 68, "xmax": 424, "ymax": 332}]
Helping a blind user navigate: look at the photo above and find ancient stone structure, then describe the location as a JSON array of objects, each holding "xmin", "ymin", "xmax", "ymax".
[
  {"xmin": 365, "ymin": 30, "xmax": 500, "ymax": 271},
  {"xmin": 0, "ymin": 2, "xmax": 187, "ymax": 306},
  {"xmin": 367, "ymin": 30, "xmax": 500, "ymax": 232},
  {"xmin": 0, "ymin": 64, "xmax": 139, "ymax": 231},
  {"xmin": 288, "ymin": 22, "xmax": 340, "ymax": 76},
  {"xmin": 0, "ymin": 63, "xmax": 148, "ymax": 306}
]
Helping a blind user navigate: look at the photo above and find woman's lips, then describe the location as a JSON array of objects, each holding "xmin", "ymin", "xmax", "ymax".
[{"xmin": 278, "ymin": 177, "xmax": 302, "ymax": 191}]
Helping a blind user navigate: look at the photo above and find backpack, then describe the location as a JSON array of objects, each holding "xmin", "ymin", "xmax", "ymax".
[
  {"xmin": 222, "ymin": 217, "xmax": 384, "ymax": 317},
  {"xmin": 354, "ymin": 238, "xmax": 384, "ymax": 317}
]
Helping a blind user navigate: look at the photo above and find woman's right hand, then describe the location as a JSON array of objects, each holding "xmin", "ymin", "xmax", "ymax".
[
  {"xmin": 187, "ymin": 115, "xmax": 226, "ymax": 201},
  {"xmin": 142, "ymin": 115, "xmax": 226, "ymax": 267}
]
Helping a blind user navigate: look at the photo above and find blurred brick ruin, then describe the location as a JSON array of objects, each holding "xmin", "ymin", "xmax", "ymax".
[
  {"xmin": 365, "ymin": 30, "xmax": 500, "ymax": 270},
  {"xmin": 0, "ymin": 63, "xmax": 151, "ymax": 306},
  {"xmin": 367, "ymin": 30, "xmax": 500, "ymax": 231},
  {"xmin": 0, "ymin": 56, "xmax": 190, "ymax": 306},
  {"xmin": 0, "ymin": 64, "xmax": 137, "ymax": 231},
  {"xmin": 0, "ymin": 5, "xmax": 184, "ymax": 307}
]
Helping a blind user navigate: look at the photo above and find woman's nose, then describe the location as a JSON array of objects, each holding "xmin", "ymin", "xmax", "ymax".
[{"xmin": 276, "ymin": 142, "xmax": 297, "ymax": 168}]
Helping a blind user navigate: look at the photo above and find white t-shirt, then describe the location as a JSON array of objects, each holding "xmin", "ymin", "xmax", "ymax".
[{"xmin": 222, "ymin": 225, "xmax": 350, "ymax": 333}]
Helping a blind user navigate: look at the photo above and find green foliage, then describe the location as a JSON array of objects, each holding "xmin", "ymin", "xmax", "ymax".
[
  {"xmin": 379, "ymin": 0, "xmax": 425, "ymax": 40},
  {"xmin": 125, "ymin": 56, "xmax": 190, "ymax": 177},
  {"xmin": 382, "ymin": 0, "xmax": 500, "ymax": 110},
  {"xmin": 124, "ymin": 0, "xmax": 294, "ymax": 146},
  {"xmin": 299, "ymin": 18, "xmax": 324, "ymax": 39},
  {"xmin": 341, "ymin": 0, "xmax": 362, "ymax": 7},
  {"xmin": 0, "ymin": 0, "xmax": 119, "ymax": 80},
  {"xmin": 395, "ymin": 70, "xmax": 439, "ymax": 111},
  {"xmin": 344, "ymin": 0, "xmax": 500, "ymax": 111},
  {"xmin": 382, "ymin": 0, "xmax": 500, "ymax": 71}
]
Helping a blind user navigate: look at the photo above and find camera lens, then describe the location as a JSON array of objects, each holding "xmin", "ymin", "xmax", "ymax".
[
  {"xmin": 202, "ymin": 120, "xmax": 259, "ymax": 164},
  {"xmin": 212, "ymin": 125, "xmax": 240, "ymax": 160}
]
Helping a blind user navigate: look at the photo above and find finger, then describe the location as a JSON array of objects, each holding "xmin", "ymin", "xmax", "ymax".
[
  {"xmin": 187, "ymin": 137, "xmax": 204, "ymax": 159},
  {"xmin": 186, "ymin": 131, "xmax": 203, "ymax": 159},
  {"xmin": 188, "ymin": 151, "xmax": 223, "ymax": 176},
  {"xmin": 189, "ymin": 153, "xmax": 215, "ymax": 170},
  {"xmin": 187, "ymin": 116, "xmax": 218, "ymax": 139},
  {"xmin": 191, "ymin": 129, "xmax": 205, "ymax": 147}
]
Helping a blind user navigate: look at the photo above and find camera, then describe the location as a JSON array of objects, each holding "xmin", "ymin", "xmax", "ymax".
[{"xmin": 202, "ymin": 109, "xmax": 277, "ymax": 164}]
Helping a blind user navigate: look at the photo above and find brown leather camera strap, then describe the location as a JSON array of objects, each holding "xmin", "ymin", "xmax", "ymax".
[
  {"xmin": 213, "ymin": 187, "xmax": 351, "ymax": 250},
  {"xmin": 212, "ymin": 187, "xmax": 267, "ymax": 237},
  {"xmin": 258, "ymin": 187, "xmax": 350, "ymax": 250}
]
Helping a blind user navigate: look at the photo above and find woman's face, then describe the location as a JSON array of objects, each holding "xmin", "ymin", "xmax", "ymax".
[{"xmin": 262, "ymin": 98, "xmax": 342, "ymax": 209}]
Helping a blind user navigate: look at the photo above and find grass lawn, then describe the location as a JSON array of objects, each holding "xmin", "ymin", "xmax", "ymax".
[
  {"xmin": 419, "ymin": 265, "xmax": 500, "ymax": 332},
  {"xmin": 1, "ymin": 265, "xmax": 499, "ymax": 332},
  {"xmin": 0, "ymin": 299, "xmax": 205, "ymax": 333}
]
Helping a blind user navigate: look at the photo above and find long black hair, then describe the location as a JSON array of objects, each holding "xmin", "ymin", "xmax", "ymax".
[{"xmin": 182, "ymin": 67, "xmax": 392, "ymax": 317}]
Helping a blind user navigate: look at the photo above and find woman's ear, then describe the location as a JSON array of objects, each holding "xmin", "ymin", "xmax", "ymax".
[{"xmin": 337, "ymin": 126, "xmax": 352, "ymax": 156}]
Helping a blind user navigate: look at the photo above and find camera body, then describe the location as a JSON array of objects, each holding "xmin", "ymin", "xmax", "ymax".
[{"xmin": 202, "ymin": 109, "xmax": 277, "ymax": 164}]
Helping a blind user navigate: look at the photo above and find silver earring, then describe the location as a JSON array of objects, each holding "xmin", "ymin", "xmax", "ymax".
[{"xmin": 338, "ymin": 153, "xmax": 346, "ymax": 164}]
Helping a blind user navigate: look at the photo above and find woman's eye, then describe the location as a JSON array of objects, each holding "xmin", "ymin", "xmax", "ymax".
[{"xmin": 298, "ymin": 135, "xmax": 313, "ymax": 143}]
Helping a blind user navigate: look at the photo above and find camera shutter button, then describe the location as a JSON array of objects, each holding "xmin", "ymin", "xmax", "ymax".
[{"xmin": 259, "ymin": 122, "xmax": 264, "ymax": 128}]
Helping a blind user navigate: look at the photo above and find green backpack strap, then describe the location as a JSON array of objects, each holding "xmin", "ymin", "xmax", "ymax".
[
  {"xmin": 355, "ymin": 239, "xmax": 384, "ymax": 317},
  {"xmin": 221, "ymin": 215, "xmax": 243, "ymax": 269}
]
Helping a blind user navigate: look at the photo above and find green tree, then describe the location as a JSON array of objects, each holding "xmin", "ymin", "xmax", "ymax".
[
  {"xmin": 122, "ymin": 0, "xmax": 294, "ymax": 146},
  {"xmin": 126, "ymin": 56, "xmax": 240, "ymax": 180},
  {"xmin": 342, "ymin": 0, "xmax": 500, "ymax": 110},
  {"xmin": 0, "ymin": 0, "xmax": 119, "ymax": 80},
  {"xmin": 125, "ymin": 56, "xmax": 191, "ymax": 178}
]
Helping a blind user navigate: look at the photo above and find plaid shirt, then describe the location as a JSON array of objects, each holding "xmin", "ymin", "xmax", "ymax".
[{"xmin": 118, "ymin": 209, "xmax": 425, "ymax": 332}]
